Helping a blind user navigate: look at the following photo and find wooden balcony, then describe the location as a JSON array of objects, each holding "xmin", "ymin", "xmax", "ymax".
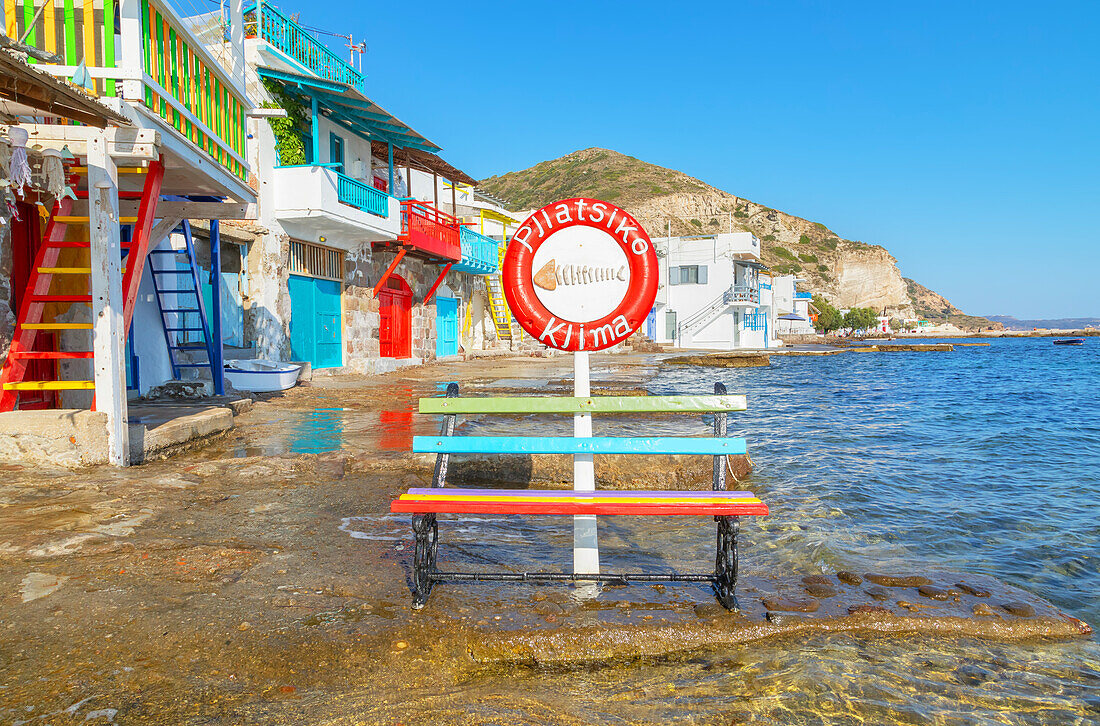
[
  {"xmin": 392, "ymin": 200, "xmax": 460, "ymax": 263},
  {"xmin": 4, "ymin": 0, "xmax": 250, "ymax": 185}
]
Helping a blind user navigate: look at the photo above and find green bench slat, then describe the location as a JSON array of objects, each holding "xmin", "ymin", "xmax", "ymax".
[
  {"xmin": 419, "ymin": 394, "xmax": 747, "ymax": 415},
  {"xmin": 412, "ymin": 436, "xmax": 747, "ymax": 456}
]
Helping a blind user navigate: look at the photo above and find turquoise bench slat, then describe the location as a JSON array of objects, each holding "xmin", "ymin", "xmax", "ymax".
[
  {"xmin": 419, "ymin": 394, "xmax": 747, "ymax": 415},
  {"xmin": 412, "ymin": 436, "xmax": 748, "ymax": 456}
]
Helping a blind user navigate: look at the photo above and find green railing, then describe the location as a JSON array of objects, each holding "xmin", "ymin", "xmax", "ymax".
[
  {"xmin": 141, "ymin": 0, "xmax": 248, "ymax": 180},
  {"xmin": 336, "ymin": 171, "xmax": 389, "ymax": 217},
  {"xmin": 4, "ymin": 0, "xmax": 249, "ymax": 181},
  {"xmin": 258, "ymin": 2, "xmax": 364, "ymax": 91}
]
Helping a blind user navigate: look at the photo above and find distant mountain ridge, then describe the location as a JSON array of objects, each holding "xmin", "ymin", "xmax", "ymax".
[
  {"xmin": 985, "ymin": 315, "xmax": 1100, "ymax": 331},
  {"xmin": 481, "ymin": 148, "xmax": 991, "ymax": 328}
]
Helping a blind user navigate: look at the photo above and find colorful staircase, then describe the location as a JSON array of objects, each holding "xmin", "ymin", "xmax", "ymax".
[
  {"xmin": 147, "ymin": 220, "xmax": 217, "ymax": 382},
  {"xmin": 0, "ymin": 161, "xmax": 165, "ymax": 411},
  {"xmin": 486, "ymin": 247, "xmax": 516, "ymax": 341}
]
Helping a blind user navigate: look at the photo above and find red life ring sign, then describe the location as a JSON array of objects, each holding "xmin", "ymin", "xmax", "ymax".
[{"xmin": 503, "ymin": 198, "xmax": 657, "ymax": 351}]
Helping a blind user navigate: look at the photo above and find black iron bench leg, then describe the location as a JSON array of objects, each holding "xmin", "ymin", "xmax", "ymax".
[
  {"xmin": 412, "ymin": 513, "xmax": 438, "ymax": 607},
  {"xmin": 714, "ymin": 515, "xmax": 739, "ymax": 610}
]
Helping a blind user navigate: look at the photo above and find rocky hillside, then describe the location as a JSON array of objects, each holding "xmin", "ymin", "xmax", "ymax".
[{"xmin": 482, "ymin": 148, "xmax": 989, "ymax": 326}]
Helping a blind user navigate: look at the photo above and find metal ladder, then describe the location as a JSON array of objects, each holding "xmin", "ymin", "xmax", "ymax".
[
  {"xmin": 147, "ymin": 220, "xmax": 217, "ymax": 382},
  {"xmin": 486, "ymin": 246, "xmax": 516, "ymax": 340}
]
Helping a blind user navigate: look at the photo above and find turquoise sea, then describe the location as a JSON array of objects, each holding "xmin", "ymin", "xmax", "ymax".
[{"xmin": 653, "ymin": 337, "xmax": 1099, "ymax": 626}]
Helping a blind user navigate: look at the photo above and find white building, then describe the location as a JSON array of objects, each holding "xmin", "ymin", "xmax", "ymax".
[
  {"xmin": 649, "ymin": 233, "xmax": 782, "ymax": 350},
  {"xmin": 771, "ymin": 275, "xmax": 817, "ymax": 335}
]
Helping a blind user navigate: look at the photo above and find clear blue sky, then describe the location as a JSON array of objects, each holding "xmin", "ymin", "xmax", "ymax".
[{"xmin": 279, "ymin": 0, "xmax": 1097, "ymax": 319}]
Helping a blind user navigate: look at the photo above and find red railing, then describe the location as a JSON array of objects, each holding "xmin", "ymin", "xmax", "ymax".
[{"xmin": 398, "ymin": 200, "xmax": 461, "ymax": 261}]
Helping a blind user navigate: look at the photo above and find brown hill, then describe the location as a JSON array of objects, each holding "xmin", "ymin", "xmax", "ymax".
[{"xmin": 482, "ymin": 148, "xmax": 990, "ymax": 328}]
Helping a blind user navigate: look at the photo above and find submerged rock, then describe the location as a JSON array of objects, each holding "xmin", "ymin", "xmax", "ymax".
[
  {"xmin": 804, "ymin": 584, "xmax": 838, "ymax": 598},
  {"xmin": 848, "ymin": 604, "xmax": 890, "ymax": 615},
  {"xmin": 837, "ymin": 571, "xmax": 864, "ymax": 586},
  {"xmin": 955, "ymin": 664, "xmax": 997, "ymax": 686},
  {"xmin": 917, "ymin": 585, "xmax": 950, "ymax": 601},
  {"xmin": 801, "ymin": 575, "xmax": 831, "ymax": 585},
  {"xmin": 864, "ymin": 573, "xmax": 932, "ymax": 587},
  {"xmin": 762, "ymin": 596, "xmax": 820, "ymax": 613},
  {"xmin": 956, "ymin": 581, "xmax": 992, "ymax": 598},
  {"xmin": 864, "ymin": 586, "xmax": 892, "ymax": 601},
  {"xmin": 1002, "ymin": 602, "xmax": 1036, "ymax": 617}
]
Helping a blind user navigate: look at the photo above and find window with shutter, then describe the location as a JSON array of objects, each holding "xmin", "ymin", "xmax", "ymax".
[
  {"xmin": 669, "ymin": 266, "xmax": 680, "ymax": 285},
  {"xmin": 698, "ymin": 265, "xmax": 708, "ymax": 284}
]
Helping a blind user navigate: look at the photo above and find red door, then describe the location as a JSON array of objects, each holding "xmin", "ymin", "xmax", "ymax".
[
  {"xmin": 8, "ymin": 202, "xmax": 58, "ymax": 409},
  {"xmin": 378, "ymin": 275, "xmax": 412, "ymax": 358}
]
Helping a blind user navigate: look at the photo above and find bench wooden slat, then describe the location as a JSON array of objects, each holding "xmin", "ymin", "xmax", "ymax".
[
  {"xmin": 405, "ymin": 488, "xmax": 756, "ymax": 498},
  {"xmin": 419, "ymin": 394, "xmax": 747, "ymax": 415},
  {"xmin": 391, "ymin": 489, "xmax": 768, "ymax": 516},
  {"xmin": 412, "ymin": 436, "xmax": 748, "ymax": 456}
]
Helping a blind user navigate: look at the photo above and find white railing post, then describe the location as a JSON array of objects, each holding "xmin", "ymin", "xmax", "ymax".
[
  {"xmin": 119, "ymin": 0, "xmax": 143, "ymax": 100},
  {"xmin": 88, "ymin": 130, "xmax": 130, "ymax": 466},
  {"xmin": 230, "ymin": 0, "xmax": 245, "ymax": 90}
]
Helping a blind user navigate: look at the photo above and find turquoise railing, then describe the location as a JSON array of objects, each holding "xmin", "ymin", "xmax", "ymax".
[
  {"xmin": 795, "ymin": 291, "xmax": 812, "ymax": 299},
  {"xmin": 258, "ymin": 3, "xmax": 365, "ymax": 90},
  {"xmin": 454, "ymin": 227, "xmax": 499, "ymax": 275},
  {"xmin": 336, "ymin": 171, "xmax": 389, "ymax": 217}
]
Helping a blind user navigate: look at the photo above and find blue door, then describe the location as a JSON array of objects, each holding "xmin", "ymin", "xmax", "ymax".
[
  {"xmin": 289, "ymin": 274, "xmax": 343, "ymax": 369},
  {"xmin": 436, "ymin": 297, "xmax": 459, "ymax": 358},
  {"xmin": 646, "ymin": 307, "xmax": 657, "ymax": 338}
]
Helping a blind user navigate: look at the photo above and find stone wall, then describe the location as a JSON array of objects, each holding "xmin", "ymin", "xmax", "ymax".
[{"xmin": 243, "ymin": 228, "xmax": 292, "ymax": 361}]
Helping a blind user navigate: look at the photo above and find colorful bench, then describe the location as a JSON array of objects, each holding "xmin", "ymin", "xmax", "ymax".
[{"xmin": 391, "ymin": 382, "xmax": 768, "ymax": 608}]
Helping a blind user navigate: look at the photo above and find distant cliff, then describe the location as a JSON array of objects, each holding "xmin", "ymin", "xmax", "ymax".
[{"xmin": 482, "ymin": 148, "xmax": 991, "ymax": 327}]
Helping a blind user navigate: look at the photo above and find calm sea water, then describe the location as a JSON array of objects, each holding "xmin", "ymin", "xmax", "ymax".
[
  {"xmin": 441, "ymin": 337, "xmax": 1100, "ymax": 723},
  {"xmin": 651, "ymin": 337, "xmax": 1100, "ymax": 624}
]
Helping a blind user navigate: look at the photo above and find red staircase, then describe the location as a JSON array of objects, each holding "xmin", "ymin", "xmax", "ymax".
[{"xmin": 0, "ymin": 160, "xmax": 165, "ymax": 412}]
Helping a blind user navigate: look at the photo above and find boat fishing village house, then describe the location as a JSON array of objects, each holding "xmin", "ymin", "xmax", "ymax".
[
  {"xmin": 239, "ymin": 2, "xmax": 524, "ymax": 374},
  {"xmin": 649, "ymin": 232, "xmax": 781, "ymax": 350},
  {"xmin": 1, "ymin": 0, "xmax": 257, "ymax": 465}
]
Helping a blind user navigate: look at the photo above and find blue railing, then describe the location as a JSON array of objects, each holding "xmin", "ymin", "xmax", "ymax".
[
  {"xmin": 744, "ymin": 311, "xmax": 767, "ymax": 330},
  {"xmin": 453, "ymin": 227, "xmax": 499, "ymax": 275},
  {"xmin": 258, "ymin": 3, "xmax": 365, "ymax": 90},
  {"xmin": 336, "ymin": 172, "xmax": 389, "ymax": 217},
  {"xmin": 795, "ymin": 291, "xmax": 812, "ymax": 299}
]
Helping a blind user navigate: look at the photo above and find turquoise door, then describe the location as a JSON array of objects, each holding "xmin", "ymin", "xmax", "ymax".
[
  {"xmin": 289, "ymin": 274, "xmax": 343, "ymax": 369},
  {"xmin": 436, "ymin": 297, "xmax": 459, "ymax": 358}
]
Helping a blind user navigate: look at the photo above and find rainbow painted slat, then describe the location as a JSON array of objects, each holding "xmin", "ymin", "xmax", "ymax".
[
  {"xmin": 419, "ymin": 394, "xmax": 747, "ymax": 415},
  {"xmin": 391, "ymin": 488, "xmax": 769, "ymax": 516},
  {"xmin": 412, "ymin": 436, "xmax": 747, "ymax": 456}
]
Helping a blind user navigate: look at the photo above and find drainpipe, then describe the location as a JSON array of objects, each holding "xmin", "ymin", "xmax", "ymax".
[
  {"xmin": 387, "ymin": 142, "xmax": 394, "ymax": 193},
  {"xmin": 210, "ymin": 221, "xmax": 225, "ymax": 395},
  {"xmin": 310, "ymin": 95, "xmax": 320, "ymax": 165}
]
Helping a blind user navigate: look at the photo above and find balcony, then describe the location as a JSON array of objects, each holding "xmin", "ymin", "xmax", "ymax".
[
  {"xmin": 256, "ymin": 2, "xmax": 365, "ymax": 91},
  {"xmin": 272, "ymin": 165, "xmax": 400, "ymax": 250},
  {"xmin": 452, "ymin": 227, "xmax": 499, "ymax": 275},
  {"xmin": 795, "ymin": 292, "xmax": 812, "ymax": 300},
  {"xmin": 724, "ymin": 285, "xmax": 760, "ymax": 306},
  {"xmin": 9, "ymin": 0, "xmax": 250, "ymax": 187},
  {"xmin": 396, "ymin": 200, "xmax": 461, "ymax": 263}
]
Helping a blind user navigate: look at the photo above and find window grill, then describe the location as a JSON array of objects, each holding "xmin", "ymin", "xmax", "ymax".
[{"xmin": 289, "ymin": 240, "xmax": 344, "ymax": 281}]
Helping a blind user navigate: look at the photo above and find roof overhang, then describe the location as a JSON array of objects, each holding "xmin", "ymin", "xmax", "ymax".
[
  {"xmin": 0, "ymin": 49, "xmax": 131, "ymax": 127},
  {"xmin": 257, "ymin": 66, "xmax": 441, "ymax": 154}
]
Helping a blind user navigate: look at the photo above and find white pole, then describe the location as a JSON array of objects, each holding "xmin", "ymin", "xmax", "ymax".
[
  {"xmin": 229, "ymin": 0, "xmax": 245, "ymax": 91},
  {"xmin": 88, "ymin": 131, "xmax": 130, "ymax": 466},
  {"xmin": 573, "ymin": 350, "xmax": 599, "ymax": 574},
  {"xmin": 119, "ymin": 0, "xmax": 143, "ymax": 100}
]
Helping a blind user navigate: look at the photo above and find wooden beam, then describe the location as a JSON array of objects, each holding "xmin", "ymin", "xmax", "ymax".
[
  {"xmin": 372, "ymin": 249, "xmax": 406, "ymax": 297},
  {"xmin": 155, "ymin": 201, "xmax": 256, "ymax": 220},
  {"xmin": 87, "ymin": 129, "xmax": 130, "ymax": 466},
  {"xmin": 423, "ymin": 262, "xmax": 452, "ymax": 304}
]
